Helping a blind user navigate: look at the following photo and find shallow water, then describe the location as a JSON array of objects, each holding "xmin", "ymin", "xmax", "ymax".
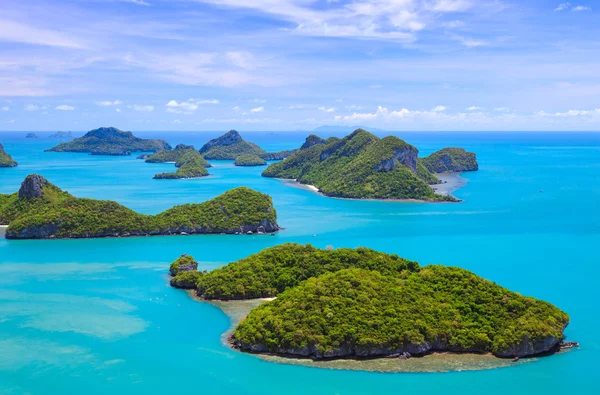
[{"xmin": 0, "ymin": 131, "xmax": 598, "ymax": 394}]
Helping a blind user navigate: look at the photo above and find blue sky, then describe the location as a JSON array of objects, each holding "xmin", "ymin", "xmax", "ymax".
[{"xmin": 0, "ymin": 0, "xmax": 599, "ymax": 131}]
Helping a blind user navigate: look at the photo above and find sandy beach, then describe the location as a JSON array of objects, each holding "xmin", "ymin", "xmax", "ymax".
[{"xmin": 432, "ymin": 173, "xmax": 468, "ymax": 196}]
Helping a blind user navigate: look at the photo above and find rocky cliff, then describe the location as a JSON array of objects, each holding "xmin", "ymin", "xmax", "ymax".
[
  {"xmin": 0, "ymin": 143, "xmax": 18, "ymax": 167},
  {"xmin": 422, "ymin": 147, "xmax": 478, "ymax": 173}
]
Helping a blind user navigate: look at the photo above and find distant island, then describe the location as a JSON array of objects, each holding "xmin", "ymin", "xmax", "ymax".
[
  {"xmin": 45, "ymin": 127, "xmax": 172, "ymax": 155},
  {"xmin": 199, "ymin": 130, "xmax": 296, "ymax": 161},
  {"xmin": 0, "ymin": 174, "xmax": 279, "ymax": 239},
  {"xmin": 48, "ymin": 131, "xmax": 74, "ymax": 139},
  {"xmin": 146, "ymin": 144, "xmax": 212, "ymax": 179},
  {"xmin": 169, "ymin": 243, "xmax": 571, "ymax": 360},
  {"xmin": 262, "ymin": 129, "xmax": 478, "ymax": 201},
  {"xmin": 234, "ymin": 154, "xmax": 266, "ymax": 167},
  {"xmin": 25, "ymin": 133, "xmax": 39, "ymax": 139},
  {"xmin": 312, "ymin": 125, "xmax": 388, "ymax": 133},
  {"xmin": 0, "ymin": 143, "xmax": 18, "ymax": 167}
]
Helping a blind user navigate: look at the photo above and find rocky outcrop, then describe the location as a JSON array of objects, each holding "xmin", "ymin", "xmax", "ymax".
[
  {"xmin": 25, "ymin": 133, "xmax": 39, "ymax": 139},
  {"xmin": 493, "ymin": 335, "xmax": 563, "ymax": 358},
  {"xmin": 262, "ymin": 150, "xmax": 297, "ymax": 160},
  {"xmin": 170, "ymin": 254, "xmax": 199, "ymax": 276},
  {"xmin": 137, "ymin": 154, "xmax": 150, "ymax": 160},
  {"xmin": 199, "ymin": 130, "xmax": 243, "ymax": 153},
  {"xmin": 18, "ymin": 174, "xmax": 50, "ymax": 199},
  {"xmin": 300, "ymin": 134, "xmax": 326, "ymax": 150},
  {"xmin": 375, "ymin": 147, "xmax": 418, "ymax": 174}
]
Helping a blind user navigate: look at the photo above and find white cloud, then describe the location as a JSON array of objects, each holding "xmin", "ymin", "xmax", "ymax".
[
  {"xmin": 572, "ymin": 5, "xmax": 591, "ymax": 12},
  {"xmin": 0, "ymin": 19, "xmax": 86, "ymax": 48},
  {"xmin": 555, "ymin": 2, "xmax": 571, "ymax": 11},
  {"xmin": 494, "ymin": 107, "xmax": 510, "ymax": 112},
  {"xmin": 116, "ymin": 108, "xmax": 122, "ymax": 113},
  {"xmin": 166, "ymin": 99, "xmax": 219, "ymax": 114},
  {"xmin": 318, "ymin": 106, "xmax": 336, "ymax": 112},
  {"xmin": 250, "ymin": 106, "xmax": 264, "ymax": 113},
  {"xmin": 467, "ymin": 106, "xmax": 482, "ymax": 111},
  {"xmin": 55, "ymin": 105, "xmax": 75, "ymax": 111},
  {"xmin": 25, "ymin": 104, "xmax": 40, "ymax": 111},
  {"xmin": 120, "ymin": 0, "xmax": 151, "ymax": 6},
  {"xmin": 232, "ymin": 106, "xmax": 240, "ymax": 112},
  {"xmin": 173, "ymin": 119, "xmax": 182, "ymax": 124},
  {"xmin": 549, "ymin": 108, "xmax": 600, "ymax": 116},
  {"xmin": 8, "ymin": 119, "xmax": 15, "ymax": 124},
  {"xmin": 251, "ymin": 98, "xmax": 267, "ymax": 103},
  {"xmin": 96, "ymin": 100, "xmax": 122, "ymax": 106},
  {"xmin": 432, "ymin": 105, "xmax": 447, "ymax": 112},
  {"xmin": 1, "ymin": 106, "xmax": 8, "ymax": 111},
  {"xmin": 129, "ymin": 104, "xmax": 154, "ymax": 112}
]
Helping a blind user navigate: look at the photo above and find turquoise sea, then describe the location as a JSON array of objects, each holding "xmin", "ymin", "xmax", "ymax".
[{"xmin": 0, "ymin": 131, "xmax": 599, "ymax": 394}]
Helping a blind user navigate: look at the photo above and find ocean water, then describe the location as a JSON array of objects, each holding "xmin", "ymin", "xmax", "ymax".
[{"xmin": 0, "ymin": 131, "xmax": 599, "ymax": 394}]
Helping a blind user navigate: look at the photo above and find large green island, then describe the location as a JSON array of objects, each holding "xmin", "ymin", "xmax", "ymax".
[
  {"xmin": 170, "ymin": 243, "xmax": 570, "ymax": 360},
  {"xmin": 262, "ymin": 129, "xmax": 478, "ymax": 201},
  {"xmin": 0, "ymin": 143, "xmax": 18, "ymax": 167},
  {"xmin": 46, "ymin": 127, "xmax": 172, "ymax": 155},
  {"xmin": 199, "ymin": 130, "xmax": 296, "ymax": 161},
  {"xmin": 0, "ymin": 174, "xmax": 279, "ymax": 239}
]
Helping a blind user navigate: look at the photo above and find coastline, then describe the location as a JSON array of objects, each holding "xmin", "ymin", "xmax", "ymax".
[
  {"xmin": 180, "ymin": 290, "xmax": 534, "ymax": 373},
  {"xmin": 0, "ymin": 225, "xmax": 7, "ymax": 238},
  {"xmin": 278, "ymin": 178, "xmax": 464, "ymax": 203}
]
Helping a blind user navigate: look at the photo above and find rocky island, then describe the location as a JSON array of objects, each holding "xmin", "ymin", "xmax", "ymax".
[
  {"xmin": 48, "ymin": 131, "xmax": 74, "ymax": 139},
  {"xmin": 199, "ymin": 130, "xmax": 296, "ymax": 161},
  {"xmin": 422, "ymin": 147, "xmax": 479, "ymax": 173},
  {"xmin": 46, "ymin": 127, "xmax": 171, "ymax": 155},
  {"xmin": 234, "ymin": 154, "xmax": 267, "ymax": 167},
  {"xmin": 262, "ymin": 129, "xmax": 473, "ymax": 201},
  {"xmin": 169, "ymin": 243, "xmax": 570, "ymax": 360},
  {"xmin": 0, "ymin": 143, "xmax": 18, "ymax": 167},
  {"xmin": 25, "ymin": 133, "xmax": 39, "ymax": 139},
  {"xmin": 0, "ymin": 174, "xmax": 279, "ymax": 239},
  {"xmin": 152, "ymin": 148, "xmax": 211, "ymax": 179}
]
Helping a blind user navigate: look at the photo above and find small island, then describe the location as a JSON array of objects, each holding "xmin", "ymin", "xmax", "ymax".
[
  {"xmin": 234, "ymin": 154, "xmax": 266, "ymax": 167},
  {"xmin": 152, "ymin": 149, "xmax": 211, "ymax": 179},
  {"xmin": 48, "ymin": 131, "xmax": 74, "ymax": 139},
  {"xmin": 169, "ymin": 243, "xmax": 571, "ymax": 361},
  {"xmin": 25, "ymin": 133, "xmax": 39, "ymax": 139},
  {"xmin": 199, "ymin": 130, "xmax": 296, "ymax": 161},
  {"xmin": 262, "ymin": 129, "xmax": 476, "ymax": 201},
  {"xmin": 46, "ymin": 127, "xmax": 172, "ymax": 155},
  {"xmin": 421, "ymin": 148, "xmax": 479, "ymax": 173},
  {"xmin": 0, "ymin": 174, "xmax": 279, "ymax": 239},
  {"xmin": 0, "ymin": 143, "xmax": 18, "ymax": 167}
]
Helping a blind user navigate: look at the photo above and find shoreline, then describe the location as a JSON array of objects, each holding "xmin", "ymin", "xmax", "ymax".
[
  {"xmin": 278, "ymin": 176, "xmax": 465, "ymax": 203},
  {"xmin": 180, "ymin": 290, "xmax": 538, "ymax": 373}
]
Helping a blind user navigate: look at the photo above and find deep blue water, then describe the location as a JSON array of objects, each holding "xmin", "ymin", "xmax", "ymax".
[{"xmin": 0, "ymin": 131, "xmax": 599, "ymax": 394}]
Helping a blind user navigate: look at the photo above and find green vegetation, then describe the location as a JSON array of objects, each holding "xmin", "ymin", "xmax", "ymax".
[
  {"xmin": 199, "ymin": 130, "xmax": 267, "ymax": 160},
  {"xmin": 263, "ymin": 129, "xmax": 455, "ymax": 201},
  {"xmin": 416, "ymin": 160, "xmax": 440, "ymax": 184},
  {"xmin": 0, "ymin": 143, "xmax": 18, "ymax": 167},
  {"xmin": 171, "ymin": 271, "xmax": 204, "ymax": 289},
  {"xmin": 153, "ymin": 149, "xmax": 211, "ymax": 179},
  {"xmin": 46, "ymin": 127, "xmax": 171, "ymax": 155},
  {"xmin": 234, "ymin": 154, "xmax": 267, "ymax": 167},
  {"xmin": 0, "ymin": 174, "xmax": 279, "ymax": 239},
  {"xmin": 231, "ymin": 263, "xmax": 568, "ymax": 359},
  {"xmin": 191, "ymin": 243, "xmax": 418, "ymax": 300},
  {"xmin": 146, "ymin": 144, "xmax": 211, "ymax": 167},
  {"xmin": 170, "ymin": 254, "xmax": 199, "ymax": 275},
  {"xmin": 422, "ymin": 148, "xmax": 479, "ymax": 173}
]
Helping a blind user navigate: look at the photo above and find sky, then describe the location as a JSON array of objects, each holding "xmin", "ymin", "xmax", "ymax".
[{"xmin": 0, "ymin": 0, "xmax": 599, "ymax": 132}]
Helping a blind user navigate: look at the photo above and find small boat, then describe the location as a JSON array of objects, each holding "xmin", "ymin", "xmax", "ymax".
[{"xmin": 511, "ymin": 357, "xmax": 520, "ymax": 363}]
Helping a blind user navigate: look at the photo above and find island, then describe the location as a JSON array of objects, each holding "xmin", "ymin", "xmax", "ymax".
[
  {"xmin": 421, "ymin": 147, "xmax": 479, "ymax": 173},
  {"xmin": 0, "ymin": 143, "xmax": 18, "ymax": 167},
  {"xmin": 45, "ymin": 127, "xmax": 172, "ymax": 155},
  {"xmin": 199, "ymin": 130, "xmax": 296, "ymax": 161},
  {"xmin": 0, "ymin": 174, "xmax": 279, "ymax": 239},
  {"xmin": 262, "ymin": 129, "xmax": 473, "ymax": 201},
  {"xmin": 25, "ymin": 133, "xmax": 39, "ymax": 139},
  {"xmin": 48, "ymin": 131, "xmax": 74, "ymax": 139},
  {"xmin": 169, "ymin": 243, "xmax": 571, "ymax": 360},
  {"xmin": 234, "ymin": 154, "xmax": 267, "ymax": 167},
  {"xmin": 152, "ymin": 148, "xmax": 211, "ymax": 179}
]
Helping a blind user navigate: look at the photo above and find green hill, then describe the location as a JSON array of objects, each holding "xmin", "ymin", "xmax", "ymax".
[
  {"xmin": 151, "ymin": 147, "xmax": 211, "ymax": 179},
  {"xmin": 0, "ymin": 174, "xmax": 279, "ymax": 239},
  {"xmin": 0, "ymin": 143, "xmax": 18, "ymax": 167},
  {"xmin": 199, "ymin": 130, "xmax": 267, "ymax": 160},
  {"xmin": 46, "ymin": 127, "xmax": 171, "ymax": 155},
  {"xmin": 422, "ymin": 148, "xmax": 479, "ymax": 173},
  {"xmin": 263, "ymin": 129, "xmax": 453, "ymax": 201},
  {"xmin": 146, "ymin": 144, "xmax": 210, "ymax": 167},
  {"xmin": 234, "ymin": 154, "xmax": 267, "ymax": 167}
]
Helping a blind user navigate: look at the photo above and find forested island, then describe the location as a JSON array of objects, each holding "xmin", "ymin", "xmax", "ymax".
[
  {"xmin": 262, "ymin": 129, "xmax": 479, "ymax": 201},
  {"xmin": 199, "ymin": 130, "xmax": 296, "ymax": 161},
  {"xmin": 147, "ymin": 144, "xmax": 212, "ymax": 179},
  {"xmin": 169, "ymin": 243, "xmax": 570, "ymax": 360},
  {"xmin": 0, "ymin": 143, "xmax": 18, "ymax": 167},
  {"xmin": 0, "ymin": 174, "xmax": 279, "ymax": 239},
  {"xmin": 25, "ymin": 133, "xmax": 39, "ymax": 139},
  {"xmin": 48, "ymin": 131, "xmax": 74, "ymax": 139},
  {"xmin": 422, "ymin": 148, "xmax": 479, "ymax": 173},
  {"xmin": 46, "ymin": 127, "xmax": 171, "ymax": 155},
  {"xmin": 234, "ymin": 154, "xmax": 266, "ymax": 166}
]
